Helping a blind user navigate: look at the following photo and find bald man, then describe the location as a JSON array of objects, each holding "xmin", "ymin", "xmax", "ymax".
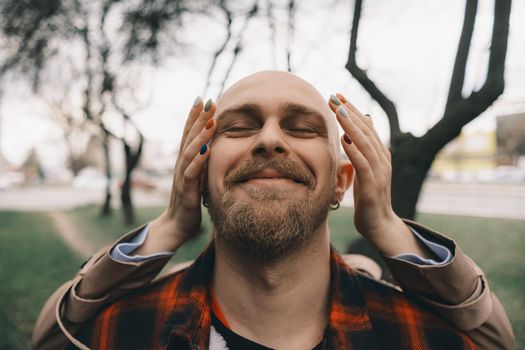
[{"xmin": 33, "ymin": 71, "xmax": 515, "ymax": 349}]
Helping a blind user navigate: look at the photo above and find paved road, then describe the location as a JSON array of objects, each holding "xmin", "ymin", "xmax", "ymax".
[
  {"xmin": 341, "ymin": 181, "xmax": 525, "ymax": 220},
  {"xmin": 1, "ymin": 181, "xmax": 524, "ymax": 220},
  {"xmin": 416, "ymin": 181, "xmax": 525, "ymax": 220},
  {"xmin": 0, "ymin": 185, "xmax": 169, "ymax": 211},
  {"xmin": 49, "ymin": 211, "xmax": 96, "ymax": 256}
]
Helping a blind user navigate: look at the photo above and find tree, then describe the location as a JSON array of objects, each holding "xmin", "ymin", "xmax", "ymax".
[
  {"xmin": 46, "ymin": 97, "xmax": 93, "ymax": 177},
  {"xmin": 22, "ymin": 147, "xmax": 45, "ymax": 182},
  {"xmin": 0, "ymin": 0, "xmax": 197, "ymax": 224},
  {"xmin": 346, "ymin": 0, "xmax": 511, "ymax": 219},
  {"xmin": 344, "ymin": 0, "xmax": 511, "ymax": 279},
  {"xmin": 202, "ymin": 0, "xmax": 260, "ymax": 98}
]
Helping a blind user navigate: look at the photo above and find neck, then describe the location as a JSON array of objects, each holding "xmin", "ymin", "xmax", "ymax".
[{"xmin": 212, "ymin": 224, "xmax": 331, "ymax": 350}]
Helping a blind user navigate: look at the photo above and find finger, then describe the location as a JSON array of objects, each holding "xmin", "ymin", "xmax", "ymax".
[
  {"xmin": 180, "ymin": 117, "xmax": 217, "ymax": 172},
  {"xmin": 359, "ymin": 112, "xmax": 391, "ymax": 163},
  {"xmin": 335, "ymin": 93, "xmax": 391, "ymax": 162},
  {"xmin": 335, "ymin": 93, "xmax": 362, "ymax": 118},
  {"xmin": 365, "ymin": 116, "xmax": 391, "ymax": 162},
  {"xmin": 329, "ymin": 95, "xmax": 388, "ymax": 170},
  {"xmin": 180, "ymin": 96, "xmax": 204, "ymax": 149},
  {"xmin": 331, "ymin": 102, "xmax": 382, "ymax": 174},
  {"xmin": 329, "ymin": 94, "xmax": 381, "ymax": 151},
  {"xmin": 170, "ymin": 117, "xmax": 216, "ymax": 211},
  {"xmin": 175, "ymin": 99, "xmax": 215, "ymax": 174},
  {"xmin": 184, "ymin": 99, "xmax": 216, "ymax": 151},
  {"xmin": 181, "ymin": 142, "xmax": 211, "ymax": 209},
  {"xmin": 340, "ymin": 133, "xmax": 375, "ymax": 186}
]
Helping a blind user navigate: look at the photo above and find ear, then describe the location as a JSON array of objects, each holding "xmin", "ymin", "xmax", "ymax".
[{"xmin": 334, "ymin": 160, "xmax": 354, "ymax": 203}]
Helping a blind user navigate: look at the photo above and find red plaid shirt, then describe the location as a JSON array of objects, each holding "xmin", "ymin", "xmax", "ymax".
[{"xmin": 67, "ymin": 243, "xmax": 476, "ymax": 349}]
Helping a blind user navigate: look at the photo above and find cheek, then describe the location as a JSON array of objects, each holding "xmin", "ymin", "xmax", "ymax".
[
  {"xmin": 294, "ymin": 140, "xmax": 337, "ymax": 187},
  {"xmin": 207, "ymin": 139, "xmax": 246, "ymax": 193}
]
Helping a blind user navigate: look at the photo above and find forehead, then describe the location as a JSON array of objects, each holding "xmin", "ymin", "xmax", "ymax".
[{"xmin": 216, "ymin": 72, "xmax": 333, "ymax": 122}]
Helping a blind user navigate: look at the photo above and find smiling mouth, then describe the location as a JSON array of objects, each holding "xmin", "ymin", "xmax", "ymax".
[
  {"xmin": 237, "ymin": 169, "xmax": 305, "ymax": 184},
  {"xmin": 240, "ymin": 177, "xmax": 304, "ymax": 184}
]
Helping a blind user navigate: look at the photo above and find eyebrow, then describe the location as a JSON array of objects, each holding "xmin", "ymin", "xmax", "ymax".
[
  {"xmin": 217, "ymin": 102, "xmax": 327, "ymax": 126},
  {"xmin": 216, "ymin": 103, "xmax": 263, "ymax": 122},
  {"xmin": 281, "ymin": 102, "xmax": 327, "ymax": 125}
]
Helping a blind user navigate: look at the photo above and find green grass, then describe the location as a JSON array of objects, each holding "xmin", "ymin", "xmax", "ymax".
[
  {"xmin": 67, "ymin": 205, "xmax": 164, "ymax": 247},
  {"xmin": 68, "ymin": 205, "xmax": 212, "ymax": 264},
  {"xmin": 0, "ymin": 211, "xmax": 83, "ymax": 350},
  {"xmin": 416, "ymin": 213, "xmax": 525, "ymax": 346},
  {"xmin": 1, "ymin": 206, "xmax": 524, "ymax": 348}
]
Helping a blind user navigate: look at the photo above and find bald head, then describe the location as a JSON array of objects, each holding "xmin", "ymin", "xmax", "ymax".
[{"xmin": 215, "ymin": 70, "xmax": 341, "ymax": 156}]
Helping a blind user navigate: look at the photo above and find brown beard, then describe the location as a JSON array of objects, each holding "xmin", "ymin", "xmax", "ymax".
[{"xmin": 203, "ymin": 157, "xmax": 335, "ymax": 260}]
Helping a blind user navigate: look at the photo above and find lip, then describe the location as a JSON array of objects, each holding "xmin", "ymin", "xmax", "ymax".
[{"xmin": 239, "ymin": 169, "xmax": 304, "ymax": 184}]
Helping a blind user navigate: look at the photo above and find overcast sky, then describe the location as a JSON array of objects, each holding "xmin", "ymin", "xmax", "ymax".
[{"xmin": 1, "ymin": 0, "xmax": 524, "ymax": 167}]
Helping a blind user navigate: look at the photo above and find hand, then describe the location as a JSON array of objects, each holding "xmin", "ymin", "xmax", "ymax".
[
  {"xmin": 328, "ymin": 94, "xmax": 432, "ymax": 258},
  {"xmin": 328, "ymin": 93, "xmax": 396, "ymax": 238},
  {"xmin": 134, "ymin": 97, "xmax": 217, "ymax": 255}
]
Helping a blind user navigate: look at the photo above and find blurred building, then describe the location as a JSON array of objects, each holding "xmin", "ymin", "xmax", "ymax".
[
  {"xmin": 431, "ymin": 112, "xmax": 525, "ymax": 182},
  {"xmin": 496, "ymin": 112, "xmax": 525, "ymax": 167},
  {"xmin": 431, "ymin": 130, "xmax": 496, "ymax": 180},
  {"xmin": 0, "ymin": 151, "xmax": 8, "ymax": 172}
]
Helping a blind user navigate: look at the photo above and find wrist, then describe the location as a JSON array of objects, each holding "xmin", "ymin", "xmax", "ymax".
[
  {"xmin": 365, "ymin": 215, "xmax": 406, "ymax": 252},
  {"xmin": 366, "ymin": 216, "xmax": 435, "ymax": 259},
  {"xmin": 132, "ymin": 213, "xmax": 185, "ymax": 255}
]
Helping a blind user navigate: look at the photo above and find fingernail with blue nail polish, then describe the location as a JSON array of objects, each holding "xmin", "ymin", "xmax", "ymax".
[
  {"xmin": 199, "ymin": 144, "xmax": 208, "ymax": 155},
  {"xmin": 338, "ymin": 106, "xmax": 349, "ymax": 118},
  {"xmin": 344, "ymin": 134, "xmax": 352, "ymax": 145}
]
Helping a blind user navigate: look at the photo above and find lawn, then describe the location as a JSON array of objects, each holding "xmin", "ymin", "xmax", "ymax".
[
  {"xmin": 0, "ymin": 212, "xmax": 83, "ymax": 350},
  {"xmin": 1, "ymin": 206, "xmax": 524, "ymax": 348}
]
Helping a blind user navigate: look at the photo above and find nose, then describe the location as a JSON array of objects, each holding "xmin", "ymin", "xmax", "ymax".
[{"xmin": 251, "ymin": 120, "xmax": 289, "ymax": 158}]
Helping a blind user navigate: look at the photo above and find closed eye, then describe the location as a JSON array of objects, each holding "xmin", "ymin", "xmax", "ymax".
[
  {"xmin": 289, "ymin": 128, "xmax": 315, "ymax": 133},
  {"xmin": 228, "ymin": 127, "xmax": 256, "ymax": 132},
  {"xmin": 221, "ymin": 124, "xmax": 259, "ymax": 137},
  {"xmin": 286, "ymin": 127, "xmax": 319, "ymax": 138}
]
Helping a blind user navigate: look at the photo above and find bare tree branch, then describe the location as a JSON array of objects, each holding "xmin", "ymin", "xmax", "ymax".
[
  {"xmin": 202, "ymin": 0, "xmax": 233, "ymax": 96},
  {"xmin": 80, "ymin": 23, "xmax": 95, "ymax": 122},
  {"xmin": 470, "ymin": 0, "xmax": 509, "ymax": 102},
  {"xmin": 445, "ymin": 0, "xmax": 477, "ymax": 104},
  {"xmin": 218, "ymin": 42, "xmax": 241, "ymax": 97},
  {"xmin": 286, "ymin": 0, "xmax": 295, "ymax": 72},
  {"xmin": 345, "ymin": 0, "xmax": 401, "ymax": 139},
  {"xmin": 424, "ymin": 0, "xmax": 511, "ymax": 154},
  {"xmin": 265, "ymin": 0, "xmax": 278, "ymax": 69},
  {"xmin": 217, "ymin": 1, "xmax": 259, "ymax": 97}
]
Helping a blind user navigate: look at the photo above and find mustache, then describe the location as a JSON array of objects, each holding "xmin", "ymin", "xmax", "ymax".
[{"xmin": 224, "ymin": 157, "xmax": 315, "ymax": 189}]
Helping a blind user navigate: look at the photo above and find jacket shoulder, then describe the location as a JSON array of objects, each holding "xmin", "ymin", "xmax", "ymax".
[
  {"xmin": 355, "ymin": 274, "xmax": 477, "ymax": 349},
  {"xmin": 356, "ymin": 272, "xmax": 438, "ymax": 316},
  {"xmin": 67, "ymin": 268, "xmax": 189, "ymax": 350}
]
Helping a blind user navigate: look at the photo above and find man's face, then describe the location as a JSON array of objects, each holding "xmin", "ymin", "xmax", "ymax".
[{"xmin": 204, "ymin": 71, "xmax": 342, "ymax": 259}]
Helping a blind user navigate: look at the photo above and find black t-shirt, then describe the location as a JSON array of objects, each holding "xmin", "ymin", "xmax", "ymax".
[{"xmin": 211, "ymin": 312, "xmax": 324, "ymax": 350}]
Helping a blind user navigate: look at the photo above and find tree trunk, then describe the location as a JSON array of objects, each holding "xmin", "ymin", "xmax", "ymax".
[
  {"xmin": 100, "ymin": 130, "xmax": 112, "ymax": 217},
  {"xmin": 390, "ymin": 134, "xmax": 435, "ymax": 219},
  {"xmin": 120, "ymin": 170, "xmax": 134, "ymax": 225},
  {"xmin": 120, "ymin": 135, "xmax": 144, "ymax": 225}
]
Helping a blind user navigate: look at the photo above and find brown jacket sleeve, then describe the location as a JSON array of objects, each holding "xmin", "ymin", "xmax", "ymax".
[
  {"xmin": 31, "ymin": 225, "xmax": 172, "ymax": 350},
  {"xmin": 383, "ymin": 220, "xmax": 516, "ymax": 350}
]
